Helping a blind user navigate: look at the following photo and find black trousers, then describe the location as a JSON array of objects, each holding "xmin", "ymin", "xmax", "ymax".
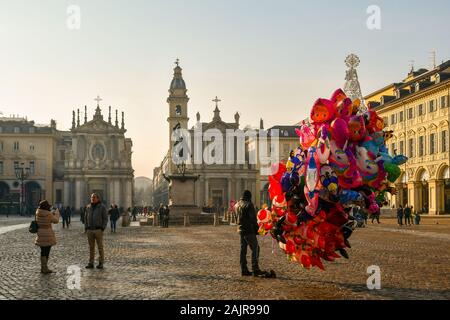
[
  {"xmin": 63, "ymin": 218, "xmax": 70, "ymax": 228},
  {"xmin": 40, "ymin": 246, "xmax": 51, "ymax": 258},
  {"xmin": 240, "ymin": 233, "xmax": 260, "ymax": 272},
  {"xmin": 397, "ymin": 215, "xmax": 403, "ymax": 225},
  {"xmin": 372, "ymin": 215, "xmax": 380, "ymax": 223},
  {"xmin": 404, "ymin": 215, "xmax": 411, "ymax": 225}
]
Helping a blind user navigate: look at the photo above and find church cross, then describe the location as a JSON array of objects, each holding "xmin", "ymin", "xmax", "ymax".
[
  {"xmin": 212, "ymin": 96, "xmax": 221, "ymax": 108},
  {"xmin": 94, "ymin": 95, "xmax": 103, "ymax": 107},
  {"xmin": 175, "ymin": 58, "xmax": 180, "ymax": 67}
]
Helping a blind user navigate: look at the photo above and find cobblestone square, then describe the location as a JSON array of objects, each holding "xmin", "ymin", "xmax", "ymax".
[{"xmin": 0, "ymin": 218, "xmax": 449, "ymax": 300}]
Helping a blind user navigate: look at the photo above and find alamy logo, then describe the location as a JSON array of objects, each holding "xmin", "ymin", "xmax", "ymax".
[
  {"xmin": 67, "ymin": 265, "xmax": 81, "ymax": 290},
  {"xmin": 171, "ymin": 126, "xmax": 280, "ymax": 176},
  {"xmin": 366, "ymin": 265, "xmax": 381, "ymax": 290},
  {"xmin": 366, "ymin": 5, "xmax": 381, "ymax": 30},
  {"xmin": 67, "ymin": 5, "xmax": 81, "ymax": 30}
]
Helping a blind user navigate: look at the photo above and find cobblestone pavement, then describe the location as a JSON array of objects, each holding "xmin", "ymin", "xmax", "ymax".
[{"xmin": 0, "ymin": 218, "xmax": 449, "ymax": 300}]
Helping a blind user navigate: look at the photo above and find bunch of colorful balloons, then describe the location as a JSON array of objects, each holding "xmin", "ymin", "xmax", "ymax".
[{"xmin": 258, "ymin": 89, "xmax": 407, "ymax": 270}]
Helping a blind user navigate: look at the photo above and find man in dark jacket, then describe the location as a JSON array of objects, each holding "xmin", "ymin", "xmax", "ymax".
[
  {"xmin": 84, "ymin": 193, "xmax": 108, "ymax": 269},
  {"xmin": 235, "ymin": 190, "xmax": 263, "ymax": 277},
  {"xmin": 397, "ymin": 205, "xmax": 404, "ymax": 226},
  {"xmin": 158, "ymin": 204, "xmax": 165, "ymax": 227},
  {"xmin": 404, "ymin": 205, "xmax": 412, "ymax": 226}
]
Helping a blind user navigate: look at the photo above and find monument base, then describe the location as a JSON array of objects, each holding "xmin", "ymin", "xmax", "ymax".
[
  {"xmin": 164, "ymin": 173, "xmax": 201, "ymax": 217},
  {"xmin": 168, "ymin": 205, "xmax": 202, "ymax": 217}
]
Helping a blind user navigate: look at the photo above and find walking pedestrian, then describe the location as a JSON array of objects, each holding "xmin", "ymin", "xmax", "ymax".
[
  {"xmin": 397, "ymin": 205, "xmax": 404, "ymax": 226},
  {"xmin": 371, "ymin": 208, "xmax": 381, "ymax": 224},
  {"xmin": 34, "ymin": 200, "xmax": 60, "ymax": 274},
  {"xmin": 164, "ymin": 205, "xmax": 170, "ymax": 228},
  {"xmin": 132, "ymin": 206, "xmax": 138, "ymax": 222},
  {"xmin": 84, "ymin": 193, "xmax": 108, "ymax": 269},
  {"xmin": 61, "ymin": 206, "xmax": 70, "ymax": 229},
  {"xmin": 66, "ymin": 206, "xmax": 72, "ymax": 227},
  {"xmin": 108, "ymin": 204, "xmax": 120, "ymax": 233},
  {"xmin": 158, "ymin": 204, "xmax": 165, "ymax": 227},
  {"xmin": 235, "ymin": 190, "xmax": 264, "ymax": 277}
]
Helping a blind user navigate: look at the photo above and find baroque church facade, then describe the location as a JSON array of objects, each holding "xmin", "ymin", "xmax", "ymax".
[
  {"xmin": 152, "ymin": 63, "xmax": 260, "ymax": 210},
  {"xmin": 62, "ymin": 99, "xmax": 134, "ymax": 209}
]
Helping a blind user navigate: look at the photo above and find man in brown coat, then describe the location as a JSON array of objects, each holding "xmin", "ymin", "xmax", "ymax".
[{"xmin": 84, "ymin": 193, "xmax": 108, "ymax": 269}]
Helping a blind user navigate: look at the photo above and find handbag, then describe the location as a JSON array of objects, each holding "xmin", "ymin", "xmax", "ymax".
[{"xmin": 29, "ymin": 214, "xmax": 39, "ymax": 234}]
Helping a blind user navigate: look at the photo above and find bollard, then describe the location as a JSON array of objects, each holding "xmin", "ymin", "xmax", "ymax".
[
  {"xmin": 213, "ymin": 213, "xmax": 219, "ymax": 227},
  {"xmin": 152, "ymin": 213, "xmax": 157, "ymax": 227},
  {"xmin": 184, "ymin": 213, "xmax": 190, "ymax": 227}
]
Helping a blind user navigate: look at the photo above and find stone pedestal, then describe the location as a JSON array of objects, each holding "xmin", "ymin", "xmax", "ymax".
[{"xmin": 165, "ymin": 174, "xmax": 201, "ymax": 217}]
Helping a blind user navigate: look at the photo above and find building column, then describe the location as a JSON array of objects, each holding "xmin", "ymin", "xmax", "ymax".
[
  {"xmin": 75, "ymin": 179, "xmax": 82, "ymax": 209},
  {"xmin": 114, "ymin": 180, "xmax": 121, "ymax": 207},
  {"xmin": 204, "ymin": 179, "xmax": 209, "ymax": 206},
  {"xmin": 429, "ymin": 179, "xmax": 444, "ymax": 215},
  {"xmin": 227, "ymin": 178, "xmax": 232, "ymax": 207},
  {"xmin": 235, "ymin": 179, "xmax": 240, "ymax": 200},
  {"xmin": 125, "ymin": 180, "xmax": 133, "ymax": 207},
  {"xmin": 63, "ymin": 180, "xmax": 70, "ymax": 206},
  {"xmin": 407, "ymin": 181, "xmax": 420, "ymax": 213}
]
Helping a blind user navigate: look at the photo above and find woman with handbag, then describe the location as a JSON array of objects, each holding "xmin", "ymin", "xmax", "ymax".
[{"xmin": 35, "ymin": 200, "xmax": 60, "ymax": 274}]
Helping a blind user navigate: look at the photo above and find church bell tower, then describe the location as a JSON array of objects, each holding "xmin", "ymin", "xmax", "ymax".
[{"xmin": 167, "ymin": 59, "xmax": 189, "ymax": 172}]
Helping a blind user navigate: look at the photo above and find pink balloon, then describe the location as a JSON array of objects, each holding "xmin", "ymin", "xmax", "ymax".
[{"xmin": 330, "ymin": 118, "xmax": 349, "ymax": 149}]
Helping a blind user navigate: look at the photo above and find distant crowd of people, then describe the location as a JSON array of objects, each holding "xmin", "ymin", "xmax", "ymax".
[{"xmin": 396, "ymin": 205, "xmax": 422, "ymax": 226}]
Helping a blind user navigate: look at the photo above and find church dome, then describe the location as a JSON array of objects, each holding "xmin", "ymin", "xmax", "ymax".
[
  {"xmin": 170, "ymin": 65, "xmax": 186, "ymax": 90},
  {"xmin": 170, "ymin": 76, "xmax": 186, "ymax": 90}
]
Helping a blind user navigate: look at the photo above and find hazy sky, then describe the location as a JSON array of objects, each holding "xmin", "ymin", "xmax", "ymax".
[{"xmin": 0, "ymin": 0, "xmax": 449, "ymax": 178}]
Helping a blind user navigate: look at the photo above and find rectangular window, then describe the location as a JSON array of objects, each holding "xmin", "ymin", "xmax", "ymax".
[
  {"xmin": 441, "ymin": 96, "xmax": 448, "ymax": 109},
  {"xmin": 383, "ymin": 117, "xmax": 388, "ymax": 127},
  {"xmin": 29, "ymin": 161, "xmax": 35, "ymax": 175},
  {"xmin": 14, "ymin": 161, "xmax": 19, "ymax": 169},
  {"xmin": 430, "ymin": 133, "xmax": 436, "ymax": 154},
  {"xmin": 419, "ymin": 136, "xmax": 425, "ymax": 157},
  {"xmin": 0, "ymin": 161, "xmax": 3, "ymax": 174},
  {"xmin": 442, "ymin": 130, "xmax": 448, "ymax": 153},
  {"xmin": 391, "ymin": 143, "xmax": 396, "ymax": 154},
  {"xmin": 408, "ymin": 107, "xmax": 414, "ymax": 119},
  {"xmin": 400, "ymin": 141, "xmax": 404, "ymax": 155},
  {"xmin": 0, "ymin": 141, "xmax": 3, "ymax": 152},
  {"xmin": 29, "ymin": 144, "xmax": 35, "ymax": 152},
  {"xmin": 390, "ymin": 114, "xmax": 397, "ymax": 125},
  {"xmin": 399, "ymin": 111, "xmax": 404, "ymax": 122},
  {"xmin": 13, "ymin": 141, "xmax": 19, "ymax": 151},
  {"xmin": 408, "ymin": 138, "xmax": 414, "ymax": 158},
  {"xmin": 283, "ymin": 144, "xmax": 290, "ymax": 156},
  {"xmin": 418, "ymin": 104, "xmax": 425, "ymax": 116},
  {"xmin": 429, "ymin": 100, "xmax": 436, "ymax": 113}
]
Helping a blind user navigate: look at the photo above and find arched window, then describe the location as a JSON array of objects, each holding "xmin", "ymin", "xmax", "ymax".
[{"xmin": 175, "ymin": 105, "xmax": 182, "ymax": 116}]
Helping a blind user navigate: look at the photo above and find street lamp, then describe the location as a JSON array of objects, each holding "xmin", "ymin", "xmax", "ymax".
[{"xmin": 14, "ymin": 162, "xmax": 30, "ymax": 216}]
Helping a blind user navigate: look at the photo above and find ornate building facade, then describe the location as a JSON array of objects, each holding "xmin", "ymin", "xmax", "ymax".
[
  {"xmin": 63, "ymin": 99, "xmax": 134, "ymax": 209},
  {"xmin": 0, "ymin": 98, "xmax": 134, "ymax": 214},
  {"xmin": 365, "ymin": 60, "xmax": 450, "ymax": 215}
]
